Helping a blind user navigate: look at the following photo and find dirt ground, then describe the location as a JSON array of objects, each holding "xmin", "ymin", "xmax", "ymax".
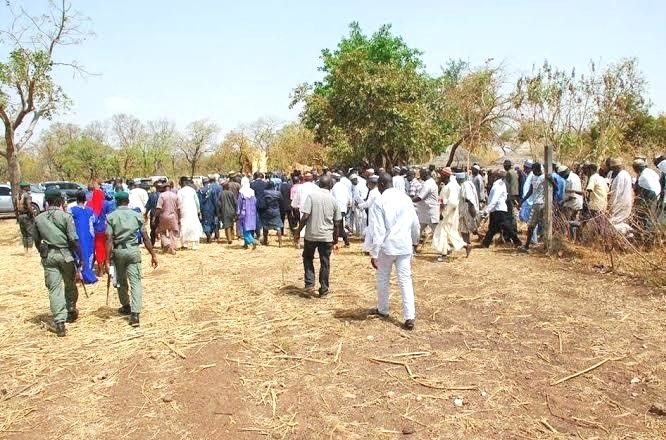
[{"xmin": 0, "ymin": 218, "xmax": 665, "ymax": 440}]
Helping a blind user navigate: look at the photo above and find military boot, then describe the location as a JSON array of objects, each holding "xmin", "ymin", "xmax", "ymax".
[
  {"xmin": 54, "ymin": 322, "xmax": 66, "ymax": 337},
  {"xmin": 129, "ymin": 313, "xmax": 140, "ymax": 327},
  {"xmin": 118, "ymin": 305, "xmax": 131, "ymax": 315},
  {"xmin": 66, "ymin": 308, "xmax": 79, "ymax": 323}
]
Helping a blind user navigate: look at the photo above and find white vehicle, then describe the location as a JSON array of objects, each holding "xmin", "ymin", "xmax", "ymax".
[{"xmin": 0, "ymin": 184, "xmax": 45, "ymax": 216}]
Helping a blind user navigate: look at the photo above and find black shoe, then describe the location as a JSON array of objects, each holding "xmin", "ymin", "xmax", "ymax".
[
  {"xmin": 118, "ymin": 305, "xmax": 131, "ymax": 315},
  {"xmin": 368, "ymin": 308, "xmax": 389, "ymax": 318},
  {"xmin": 404, "ymin": 319, "xmax": 415, "ymax": 330},
  {"xmin": 319, "ymin": 290, "xmax": 329, "ymax": 298},
  {"xmin": 66, "ymin": 309, "xmax": 79, "ymax": 323},
  {"xmin": 129, "ymin": 313, "xmax": 140, "ymax": 327},
  {"xmin": 55, "ymin": 322, "xmax": 66, "ymax": 337}
]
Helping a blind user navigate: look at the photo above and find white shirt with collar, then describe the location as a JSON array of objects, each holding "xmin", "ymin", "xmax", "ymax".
[
  {"xmin": 129, "ymin": 187, "xmax": 149, "ymax": 214},
  {"xmin": 367, "ymin": 188, "xmax": 420, "ymax": 258},
  {"xmin": 484, "ymin": 179, "xmax": 508, "ymax": 214}
]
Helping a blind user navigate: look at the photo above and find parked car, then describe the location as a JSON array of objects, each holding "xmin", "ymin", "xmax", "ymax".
[
  {"xmin": 41, "ymin": 181, "xmax": 86, "ymax": 203},
  {"xmin": 0, "ymin": 184, "xmax": 44, "ymax": 216}
]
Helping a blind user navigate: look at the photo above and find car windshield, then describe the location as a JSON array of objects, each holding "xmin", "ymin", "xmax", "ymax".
[{"xmin": 31, "ymin": 184, "xmax": 44, "ymax": 193}]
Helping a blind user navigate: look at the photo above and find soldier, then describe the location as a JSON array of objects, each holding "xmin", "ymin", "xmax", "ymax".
[
  {"xmin": 16, "ymin": 181, "xmax": 36, "ymax": 256},
  {"xmin": 105, "ymin": 191, "xmax": 158, "ymax": 327},
  {"xmin": 33, "ymin": 188, "xmax": 81, "ymax": 337}
]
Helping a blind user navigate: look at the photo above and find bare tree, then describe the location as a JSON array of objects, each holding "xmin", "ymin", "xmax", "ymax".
[
  {"xmin": 0, "ymin": 0, "xmax": 91, "ymax": 211},
  {"xmin": 180, "ymin": 120, "xmax": 219, "ymax": 178},
  {"xmin": 147, "ymin": 119, "xmax": 178, "ymax": 175},
  {"xmin": 110, "ymin": 113, "xmax": 146, "ymax": 177},
  {"xmin": 245, "ymin": 117, "xmax": 281, "ymax": 170}
]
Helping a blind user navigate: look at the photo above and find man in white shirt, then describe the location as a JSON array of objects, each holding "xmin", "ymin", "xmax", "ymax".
[
  {"xmin": 291, "ymin": 172, "xmax": 318, "ymax": 247},
  {"xmin": 481, "ymin": 170, "xmax": 522, "ymax": 248},
  {"xmin": 391, "ymin": 166, "xmax": 407, "ymax": 194},
  {"xmin": 358, "ymin": 175, "xmax": 380, "ymax": 251},
  {"xmin": 331, "ymin": 173, "xmax": 351, "ymax": 246},
  {"xmin": 128, "ymin": 181, "xmax": 149, "ymax": 219},
  {"xmin": 351, "ymin": 174, "xmax": 369, "ymax": 236},
  {"xmin": 608, "ymin": 158, "xmax": 633, "ymax": 227},
  {"xmin": 557, "ymin": 165, "xmax": 584, "ymax": 239},
  {"xmin": 367, "ymin": 172, "xmax": 420, "ymax": 330},
  {"xmin": 411, "ymin": 168, "xmax": 439, "ymax": 248}
]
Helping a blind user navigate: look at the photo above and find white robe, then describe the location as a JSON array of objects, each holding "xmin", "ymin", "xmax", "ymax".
[
  {"xmin": 359, "ymin": 187, "xmax": 380, "ymax": 250},
  {"xmin": 178, "ymin": 186, "xmax": 202, "ymax": 244},
  {"xmin": 432, "ymin": 180, "xmax": 467, "ymax": 254},
  {"xmin": 352, "ymin": 182, "xmax": 369, "ymax": 236},
  {"xmin": 608, "ymin": 170, "xmax": 633, "ymax": 225}
]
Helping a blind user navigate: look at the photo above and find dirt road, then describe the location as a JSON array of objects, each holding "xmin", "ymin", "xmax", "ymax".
[{"xmin": 0, "ymin": 219, "xmax": 664, "ymax": 439}]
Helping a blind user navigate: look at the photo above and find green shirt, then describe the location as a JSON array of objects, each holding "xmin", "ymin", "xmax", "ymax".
[
  {"xmin": 106, "ymin": 206, "xmax": 145, "ymax": 246},
  {"xmin": 33, "ymin": 208, "xmax": 78, "ymax": 248}
]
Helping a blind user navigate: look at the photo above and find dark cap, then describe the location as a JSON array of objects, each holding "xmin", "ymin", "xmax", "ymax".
[{"xmin": 45, "ymin": 188, "xmax": 62, "ymax": 198}]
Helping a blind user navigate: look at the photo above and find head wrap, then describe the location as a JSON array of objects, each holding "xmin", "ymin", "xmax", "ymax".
[
  {"xmin": 454, "ymin": 172, "xmax": 466, "ymax": 181},
  {"xmin": 633, "ymin": 158, "xmax": 647, "ymax": 167},
  {"xmin": 524, "ymin": 159, "xmax": 534, "ymax": 168},
  {"xmin": 368, "ymin": 175, "xmax": 379, "ymax": 183},
  {"xmin": 610, "ymin": 158, "xmax": 623, "ymax": 167},
  {"xmin": 472, "ymin": 165, "xmax": 481, "ymax": 171},
  {"xmin": 496, "ymin": 169, "xmax": 507, "ymax": 178},
  {"xmin": 440, "ymin": 167, "xmax": 453, "ymax": 177},
  {"xmin": 556, "ymin": 165, "xmax": 569, "ymax": 173}
]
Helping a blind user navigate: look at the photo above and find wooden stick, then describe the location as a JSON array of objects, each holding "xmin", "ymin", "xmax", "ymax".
[
  {"xmin": 161, "ymin": 340, "xmax": 186, "ymax": 359},
  {"xmin": 369, "ymin": 357, "xmax": 407, "ymax": 366},
  {"xmin": 554, "ymin": 331, "xmax": 563, "ymax": 353},
  {"xmin": 551, "ymin": 357, "xmax": 623, "ymax": 385},
  {"xmin": 276, "ymin": 355, "xmax": 328, "ymax": 364},
  {"xmin": 333, "ymin": 341, "xmax": 342, "ymax": 363},
  {"xmin": 392, "ymin": 351, "xmax": 431, "ymax": 358},
  {"xmin": 540, "ymin": 418, "xmax": 558, "ymax": 433}
]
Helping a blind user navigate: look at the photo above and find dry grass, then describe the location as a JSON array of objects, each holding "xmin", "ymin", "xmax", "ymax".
[{"xmin": 0, "ymin": 218, "xmax": 665, "ymax": 439}]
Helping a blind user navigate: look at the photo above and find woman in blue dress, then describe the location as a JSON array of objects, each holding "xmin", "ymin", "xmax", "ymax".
[
  {"xmin": 70, "ymin": 191, "xmax": 98, "ymax": 284},
  {"xmin": 237, "ymin": 181, "xmax": 259, "ymax": 249}
]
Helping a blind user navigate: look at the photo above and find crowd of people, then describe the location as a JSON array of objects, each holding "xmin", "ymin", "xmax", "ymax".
[{"xmin": 14, "ymin": 152, "xmax": 666, "ymax": 336}]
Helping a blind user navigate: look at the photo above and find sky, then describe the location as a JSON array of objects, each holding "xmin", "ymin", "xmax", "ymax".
[{"xmin": 11, "ymin": 0, "xmax": 666, "ymax": 132}]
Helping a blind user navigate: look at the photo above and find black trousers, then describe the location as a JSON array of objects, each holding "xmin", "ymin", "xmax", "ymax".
[
  {"xmin": 336, "ymin": 214, "xmax": 349, "ymax": 245},
  {"xmin": 303, "ymin": 240, "xmax": 332, "ymax": 294},
  {"xmin": 482, "ymin": 211, "xmax": 522, "ymax": 247}
]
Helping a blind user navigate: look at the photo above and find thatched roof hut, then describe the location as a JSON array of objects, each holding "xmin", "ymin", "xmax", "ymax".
[{"xmin": 423, "ymin": 146, "xmax": 485, "ymax": 169}]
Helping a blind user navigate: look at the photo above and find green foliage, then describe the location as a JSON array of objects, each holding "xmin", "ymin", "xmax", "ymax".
[
  {"xmin": 515, "ymin": 58, "xmax": 650, "ymax": 161},
  {"xmin": 293, "ymin": 23, "xmax": 443, "ymax": 167}
]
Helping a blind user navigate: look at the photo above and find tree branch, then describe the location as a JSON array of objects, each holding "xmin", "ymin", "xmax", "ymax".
[{"xmin": 16, "ymin": 111, "xmax": 42, "ymax": 150}]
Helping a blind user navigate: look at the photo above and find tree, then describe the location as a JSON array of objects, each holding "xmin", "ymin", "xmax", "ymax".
[
  {"xmin": 292, "ymin": 22, "xmax": 444, "ymax": 168},
  {"xmin": 35, "ymin": 122, "xmax": 81, "ymax": 179},
  {"xmin": 245, "ymin": 117, "xmax": 280, "ymax": 167},
  {"xmin": 110, "ymin": 113, "xmax": 146, "ymax": 177},
  {"xmin": 146, "ymin": 118, "xmax": 178, "ymax": 175},
  {"xmin": 0, "ymin": 0, "xmax": 89, "ymax": 206},
  {"xmin": 268, "ymin": 123, "xmax": 324, "ymax": 171},
  {"xmin": 437, "ymin": 60, "xmax": 517, "ymax": 166},
  {"xmin": 180, "ymin": 119, "xmax": 218, "ymax": 178},
  {"xmin": 514, "ymin": 58, "xmax": 648, "ymax": 161},
  {"xmin": 209, "ymin": 129, "xmax": 254, "ymax": 174}
]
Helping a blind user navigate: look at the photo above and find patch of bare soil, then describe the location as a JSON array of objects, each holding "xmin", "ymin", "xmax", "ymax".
[{"xmin": 0, "ymin": 219, "xmax": 665, "ymax": 439}]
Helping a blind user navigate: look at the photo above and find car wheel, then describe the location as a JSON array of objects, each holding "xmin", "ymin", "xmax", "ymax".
[{"xmin": 30, "ymin": 202, "xmax": 40, "ymax": 217}]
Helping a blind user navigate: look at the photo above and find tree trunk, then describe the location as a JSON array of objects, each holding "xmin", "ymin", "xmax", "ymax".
[
  {"xmin": 446, "ymin": 138, "xmax": 465, "ymax": 167},
  {"xmin": 7, "ymin": 150, "xmax": 22, "ymax": 217},
  {"xmin": 190, "ymin": 160, "xmax": 196, "ymax": 180}
]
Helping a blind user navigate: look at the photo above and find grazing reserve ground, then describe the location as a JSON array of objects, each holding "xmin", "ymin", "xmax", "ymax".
[{"xmin": 0, "ymin": 219, "xmax": 665, "ymax": 440}]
